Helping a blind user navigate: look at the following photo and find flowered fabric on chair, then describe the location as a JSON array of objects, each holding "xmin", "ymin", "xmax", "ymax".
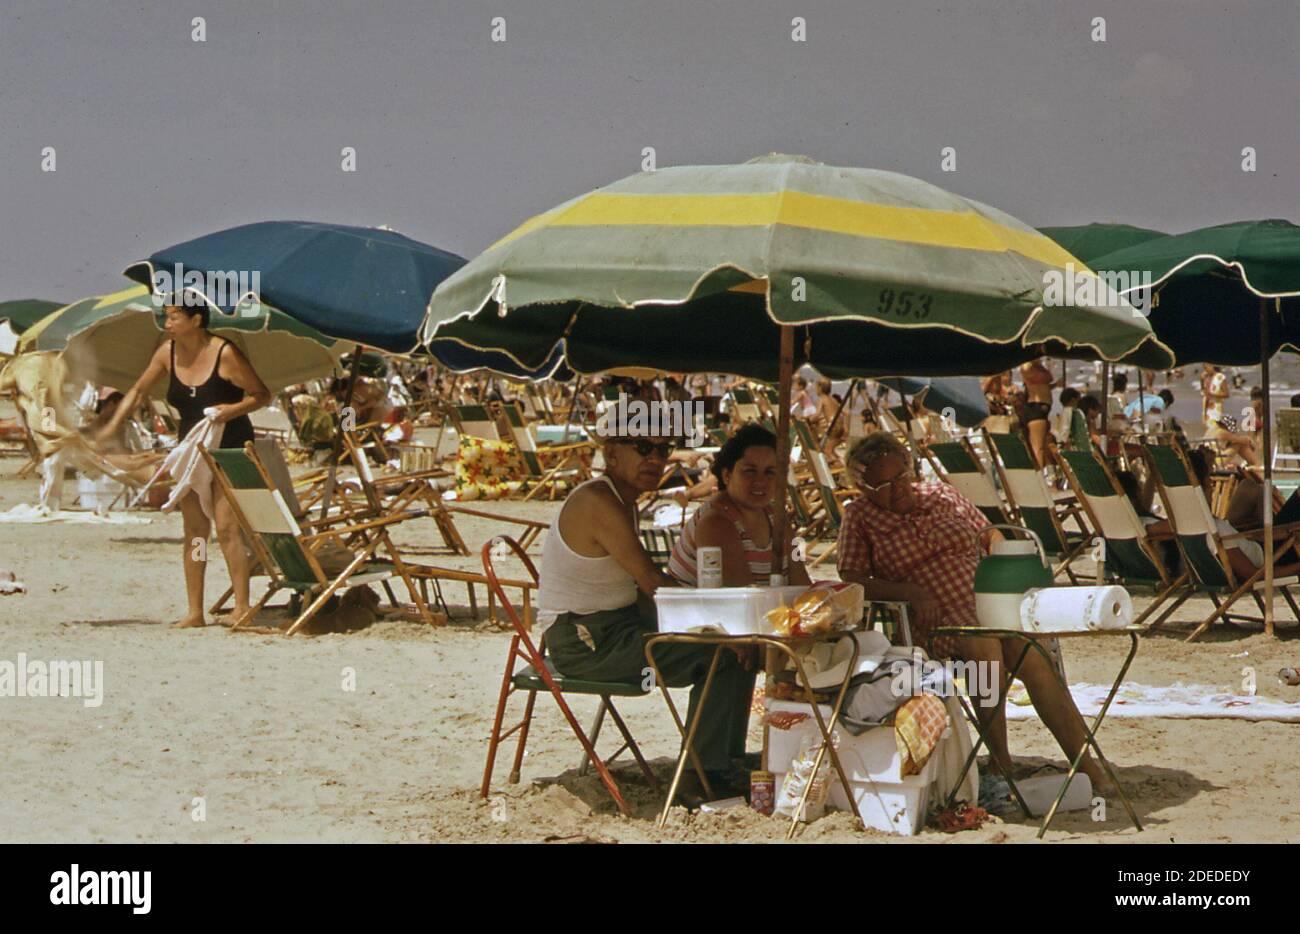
[{"xmin": 454, "ymin": 436, "xmax": 526, "ymax": 500}]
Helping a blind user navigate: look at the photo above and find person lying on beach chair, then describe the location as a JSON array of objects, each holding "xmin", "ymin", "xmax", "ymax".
[
  {"xmin": 836, "ymin": 431, "xmax": 1115, "ymax": 796},
  {"xmin": 535, "ymin": 420, "xmax": 756, "ymax": 802},
  {"xmin": 1146, "ymin": 447, "xmax": 1299, "ymax": 582}
]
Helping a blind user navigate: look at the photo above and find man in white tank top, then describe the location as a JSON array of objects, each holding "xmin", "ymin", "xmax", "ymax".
[{"xmin": 537, "ymin": 422, "xmax": 757, "ymax": 801}]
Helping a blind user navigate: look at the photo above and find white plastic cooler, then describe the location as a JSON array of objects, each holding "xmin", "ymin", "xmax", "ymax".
[{"xmin": 653, "ymin": 585, "xmax": 808, "ymax": 635}]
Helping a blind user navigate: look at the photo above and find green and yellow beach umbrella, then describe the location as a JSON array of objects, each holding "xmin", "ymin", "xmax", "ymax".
[
  {"xmin": 425, "ymin": 154, "xmax": 1174, "ymax": 578},
  {"xmin": 424, "ymin": 154, "xmax": 1171, "ymax": 379},
  {"xmin": 19, "ymin": 284, "xmax": 344, "ymax": 394}
]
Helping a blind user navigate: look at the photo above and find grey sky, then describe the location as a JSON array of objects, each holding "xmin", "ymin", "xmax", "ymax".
[{"xmin": 2, "ymin": 0, "xmax": 1296, "ymax": 303}]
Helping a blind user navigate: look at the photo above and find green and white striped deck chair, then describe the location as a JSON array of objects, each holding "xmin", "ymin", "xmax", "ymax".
[
  {"xmin": 500, "ymin": 401, "xmax": 588, "ymax": 501},
  {"xmin": 791, "ymin": 418, "xmax": 846, "ymax": 568},
  {"xmin": 925, "ymin": 439, "xmax": 1011, "ymax": 526},
  {"xmin": 1056, "ymin": 447, "xmax": 1187, "ymax": 626},
  {"xmin": 727, "ymin": 388, "xmax": 764, "ymax": 426},
  {"xmin": 205, "ymin": 445, "xmax": 434, "ymax": 636},
  {"xmin": 804, "ymin": 447, "xmax": 845, "ymax": 568},
  {"xmin": 453, "ymin": 404, "xmax": 501, "ymax": 442},
  {"xmin": 1273, "ymin": 408, "xmax": 1300, "ymax": 471},
  {"xmin": 639, "ymin": 527, "xmax": 682, "ymax": 570},
  {"xmin": 985, "ymin": 431, "xmax": 1090, "ymax": 583},
  {"xmin": 1144, "ymin": 442, "xmax": 1300, "ymax": 641}
]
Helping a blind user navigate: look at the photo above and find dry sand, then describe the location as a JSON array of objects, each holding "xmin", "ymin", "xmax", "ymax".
[{"xmin": 3, "ymin": 439, "xmax": 1300, "ymax": 844}]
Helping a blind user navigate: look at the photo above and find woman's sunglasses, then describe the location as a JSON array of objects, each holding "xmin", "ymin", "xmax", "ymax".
[{"xmin": 857, "ymin": 467, "xmax": 916, "ymax": 494}]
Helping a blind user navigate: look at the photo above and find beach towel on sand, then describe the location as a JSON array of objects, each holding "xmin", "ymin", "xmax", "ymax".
[{"xmin": 1006, "ymin": 680, "xmax": 1300, "ymax": 723}]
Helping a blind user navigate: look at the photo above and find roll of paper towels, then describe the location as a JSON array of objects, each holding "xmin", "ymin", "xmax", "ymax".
[{"xmin": 1018, "ymin": 586, "xmax": 1133, "ymax": 633}]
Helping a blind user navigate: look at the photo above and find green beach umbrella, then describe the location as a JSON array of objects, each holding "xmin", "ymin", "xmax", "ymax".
[
  {"xmin": 1090, "ymin": 219, "xmax": 1300, "ymax": 366},
  {"xmin": 0, "ymin": 298, "xmax": 64, "ymax": 335},
  {"xmin": 424, "ymin": 154, "xmax": 1171, "ymax": 379},
  {"xmin": 1087, "ymin": 218, "xmax": 1300, "ymax": 637},
  {"xmin": 425, "ymin": 154, "xmax": 1170, "ymax": 580},
  {"xmin": 0, "ymin": 299, "xmax": 64, "ymax": 355},
  {"xmin": 1038, "ymin": 223, "xmax": 1168, "ymax": 266},
  {"xmin": 22, "ymin": 284, "xmax": 344, "ymax": 394}
]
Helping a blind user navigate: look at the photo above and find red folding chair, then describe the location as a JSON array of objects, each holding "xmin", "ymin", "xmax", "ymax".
[{"xmin": 480, "ymin": 536, "xmax": 659, "ymax": 816}]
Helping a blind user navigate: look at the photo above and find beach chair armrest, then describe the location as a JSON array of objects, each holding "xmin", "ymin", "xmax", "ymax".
[
  {"xmin": 442, "ymin": 504, "xmax": 549, "ymax": 530},
  {"xmin": 1222, "ymin": 521, "xmax": 1300, "ymax": 543},
  {"xmin": 299, "ymin": 513, "xmax": 411, "ymax": 541}
]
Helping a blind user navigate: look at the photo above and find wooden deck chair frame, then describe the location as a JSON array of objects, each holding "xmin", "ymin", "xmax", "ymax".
[
  {"xmin": 1143, "ymin": 442, "xmax": 1300, "ymax": 641},
  {"xmin": 341, "ymin": 431, "xmax": 467, "ymax": 555},
  {"xmin": 984, "ymin": 430, "xmax": 1090, "ymax": 583},
  {"xmin": 799, "ymin": 440, "xmax": 850, "ymax": 570},
  {"xmin": 497, "ymin": 400, "xmax": 592, "ymax": 501},
  {"xmin": 924, "ymin": 438, "xmax": 1013, "ymax": 526},
  {"xmin": 1273, "ymin": 408, "xmax": 1300, "ymax": 471},
  {"xmin": 727, "ymin": 388, "xmax": 764, "ymax": 427},
  {"xmin": 209, "ymin": 438, "xmax": 358, "ymax": 615},
  {"xmin": 639, "ymin": 527, "xmax": 682, "ymax": 570},
  {"xmin": 204, "ymin": 443, "xmax": 436, "ymax": 636},
  {"xmin": 450, "ymin": 403, "xmax": 502, "ymax": 442},
  {"xmin": 441, "ymin": 503, "xmax": 549, "ymax": 553},
  {"xmin": 479, "ymin": 536, "xmax": 660, "ymax": 817},
  {"xmin": 1055, "ymin": 447, "xmax": 1189, "ymax": 628}
]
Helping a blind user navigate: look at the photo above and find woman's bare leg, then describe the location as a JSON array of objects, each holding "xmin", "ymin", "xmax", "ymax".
[
  {"xmin": 212, "ymin": 483, "xmax": 252, "ymax": 620},
  {"xmin": 1027, "ymin": 420, "xmax": 1050, "ymax": 469},
  {"xmin": 177, "ymin": 491, "xmax": 211, "ymax": 628},
  {"xmin": 956, "ymin": 636, "xmax": 1014, "ymax": 776},
  {"xmin": 1008, "ymin": 643, "xmax": 1114, "ymax": 794}
]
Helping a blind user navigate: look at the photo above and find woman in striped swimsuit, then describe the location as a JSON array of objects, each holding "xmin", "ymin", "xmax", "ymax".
[{"xmin": 667, "ymin": 424, "xmax": 811, "ymax": 588}]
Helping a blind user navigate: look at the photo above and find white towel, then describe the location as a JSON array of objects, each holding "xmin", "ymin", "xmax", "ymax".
[
  {"xmin": 932, "ymin": 693, "xmax": 979, "ymax": 806},
  {"xmin": 137, "ymin": 412, "xmax": 225, "ymax": 520}
]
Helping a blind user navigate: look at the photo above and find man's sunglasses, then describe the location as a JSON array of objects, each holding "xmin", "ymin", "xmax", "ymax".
[{"xmin": 616, "ymin": 439, "xmax": 675, "ymax": 457}]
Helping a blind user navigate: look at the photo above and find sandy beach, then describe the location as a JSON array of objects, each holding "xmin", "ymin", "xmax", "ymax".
[{"xmin": 4, "ymin": 424, "xmax": 1300, "ymax": 845}]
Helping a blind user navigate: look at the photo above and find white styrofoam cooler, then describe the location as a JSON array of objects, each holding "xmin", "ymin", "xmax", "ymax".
[
  {"xmin": 76, "ymin": 473, "xmax": 123, "ymax": 511},
  {"xmin": 767, "ymin": 698, "xmax": 937, "ymax": 835},
  {"xmin": 655, "ymin": 585, "xmax": 808, "ymax": 635}
]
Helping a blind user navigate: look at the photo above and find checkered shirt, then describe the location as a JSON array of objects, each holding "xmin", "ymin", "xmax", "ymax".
[{"xmin": 836, "ymin": 481, "xmax": 990, "ymax": 658}]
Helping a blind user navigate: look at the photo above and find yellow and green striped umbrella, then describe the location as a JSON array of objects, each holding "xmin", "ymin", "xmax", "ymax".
[
  {"xmin": 424, "ymin": 154, "xmax": 1172, "ymax": 379},
  {"xmin": 19, "ymin": 285, "xmax": 344, "ymax": 394}
]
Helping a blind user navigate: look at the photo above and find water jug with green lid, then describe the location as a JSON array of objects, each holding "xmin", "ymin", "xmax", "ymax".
[{"xmin": 974, "ymin": 524, "xmax": 1052, "ymax": 630}]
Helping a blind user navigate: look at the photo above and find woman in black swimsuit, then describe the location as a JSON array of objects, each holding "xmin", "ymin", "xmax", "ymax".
[{"xmin": 98, "ymin": 303, "xmax": 271, "ymax": 628}]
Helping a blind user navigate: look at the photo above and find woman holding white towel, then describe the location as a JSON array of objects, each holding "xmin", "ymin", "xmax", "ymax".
[{"xmin": 98, "ymin": 302, "xmax": 270, "ymax": 628}]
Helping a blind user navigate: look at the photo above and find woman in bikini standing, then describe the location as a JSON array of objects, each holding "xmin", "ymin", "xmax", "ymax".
[
  {"xmin": 1019, "ymin": 356, "xmax": 1055, "ymax": 469},
  {"xmin": 99, "ymin": 303, "xmax": 271, "ymax": 628}
]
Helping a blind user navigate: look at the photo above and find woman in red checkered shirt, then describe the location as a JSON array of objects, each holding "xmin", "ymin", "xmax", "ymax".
[{"xmin": 836, "ymin": 432, "xmax": 1114, "ymax": 795}]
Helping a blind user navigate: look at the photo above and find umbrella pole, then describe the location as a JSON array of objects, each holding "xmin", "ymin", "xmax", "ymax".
[
  {"xmin": 772, "ymin": 326, "xmax": 794, "ymax": 585},
  {"xmin": 1100, "ymin": 362, "xmax": 1110, "ymax": 440},
  {"xmin": 1261, "ymin": 299, "xmax": 1274, "ymax": 636},
  {"xmin": 321, "ymin": 343, "xmax": 364, "ymax": 518}
]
